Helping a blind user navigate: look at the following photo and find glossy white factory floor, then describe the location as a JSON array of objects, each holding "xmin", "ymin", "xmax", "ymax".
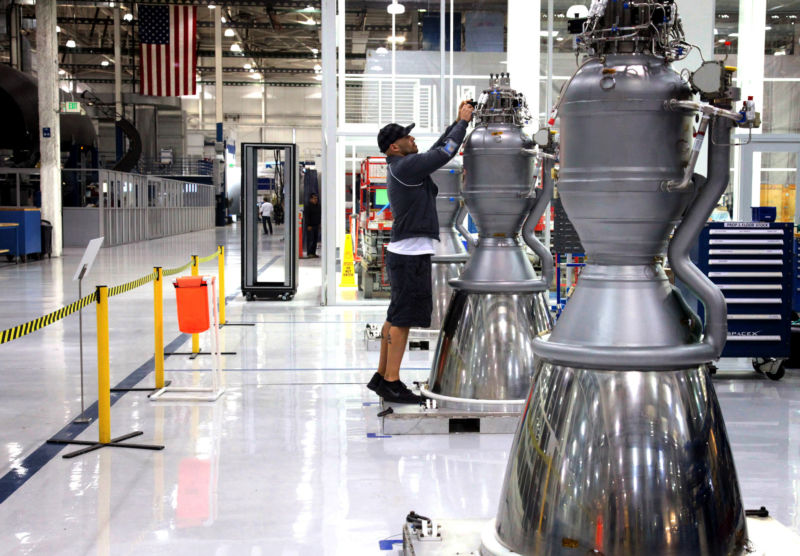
[{"xmin": 0, "ymin": 225, "xmax": 799, "ymax": 555}]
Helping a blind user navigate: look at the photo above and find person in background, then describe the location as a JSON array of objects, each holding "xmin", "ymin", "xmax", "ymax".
[
  {"xmin": 366, "ymin": 101, "xmax": 474, "ymax": 404},
  {"xmin": 260, "ymin": 196, "xmax": 274, "ymax": 235},
  {"xmin": 305, "ymin": 193, "xmax": 321, "ymax": 258}
]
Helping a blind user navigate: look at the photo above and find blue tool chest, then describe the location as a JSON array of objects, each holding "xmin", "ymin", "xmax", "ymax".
[
  {"xmin": 794, "ymin": 234, "xmax": 800, "ymax": 314},
  {"xmin": 695, "ymin": 222, "xmax": 793, "ymax": 358}
]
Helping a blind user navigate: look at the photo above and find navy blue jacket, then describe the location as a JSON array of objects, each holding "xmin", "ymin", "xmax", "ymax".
[{"xmin": 386, "ymin": 120, "xmax": 468, "ymax": 243}]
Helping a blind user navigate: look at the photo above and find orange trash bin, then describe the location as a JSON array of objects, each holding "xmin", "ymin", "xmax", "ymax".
[{"xmin": 174, "ymin": 276, "xmax": 211, "ymax": 334}]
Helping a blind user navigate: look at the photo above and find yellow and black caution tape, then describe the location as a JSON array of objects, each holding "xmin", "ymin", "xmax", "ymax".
[
  {"xmin": 1, "ymin": 247, "xmax": 222, "ymax": 345},
  {"xmin": 108, "ymin": 271, "xmax": 158, "ymax": 298},
  {"xmin": 163, "ymin": 260, "xmax": 193, "ymax": 277},
  {"xmin": 0, "ymin": 292, "xmax": 98, "ymax": 345},
  {"xmin": 197, "ymin": 248, "xmax": 221, "ymax": 264}
]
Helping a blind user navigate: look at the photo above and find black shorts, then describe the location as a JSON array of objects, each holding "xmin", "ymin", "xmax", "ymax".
[{"xmin": 386, "ymin": 252, "xmax": 433, "ymax": 328}]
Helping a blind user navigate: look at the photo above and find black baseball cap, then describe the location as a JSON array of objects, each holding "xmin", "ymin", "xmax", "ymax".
[{"xmin": 377, "ymin": 122, "xmax": 415, "ymax": 153}]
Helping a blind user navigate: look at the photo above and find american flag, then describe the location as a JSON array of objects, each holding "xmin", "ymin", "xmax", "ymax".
[{"xmin": 138, "ymin": 5, "xmax": 197, "ymax": 96}]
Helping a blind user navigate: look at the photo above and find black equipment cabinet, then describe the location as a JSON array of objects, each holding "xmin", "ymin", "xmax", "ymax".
[{"xmin": 241, "ymin": 143, "xmax": 298, "ymax": 300}]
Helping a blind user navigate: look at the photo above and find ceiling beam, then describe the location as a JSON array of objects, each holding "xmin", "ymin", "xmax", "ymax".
[{"xmin": 59, "ymin": 46, "xmax": 362, "ymax": 59}]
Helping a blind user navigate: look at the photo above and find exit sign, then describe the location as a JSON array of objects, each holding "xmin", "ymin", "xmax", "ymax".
[{"xmin": 61, "ymin": 101, "xmax": 81, "ymax": 113}]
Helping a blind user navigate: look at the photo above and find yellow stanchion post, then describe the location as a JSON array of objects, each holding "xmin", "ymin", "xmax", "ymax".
[
  {"xmin": 153, "ymin": 267, "xmax": 165, "ymax": 389},
  {"xmin": 191, "ymin": 255, "xmax": 199, "ymax": 354},
  {"xmin": 96, "ymin": 285, "xmax": 111, "ymax": 444},
  {"xmin": 218, "ymin": 246, "xmax": 225, "ymax": 325}
]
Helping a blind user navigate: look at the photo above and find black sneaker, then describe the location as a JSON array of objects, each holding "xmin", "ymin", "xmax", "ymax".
[
  {"xmin": 367, "ymin": 372, "xmax": 383, "ymax": 393},
  {"xmin": 377, "ymin": 379, "xmax": 423, "ymax": 404}
]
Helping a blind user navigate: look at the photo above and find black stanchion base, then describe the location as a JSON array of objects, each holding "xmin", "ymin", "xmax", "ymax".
[
  {"xmin": 111, "ymin": 380, "xmax": 172, "ymax": 393},
  {"xmin": 48, "ymin": 431, "xmax": 165, "ymax": 459},
  {"xmin": 165, "ymin": 351, "xmax": 236, "ymax": 360}
]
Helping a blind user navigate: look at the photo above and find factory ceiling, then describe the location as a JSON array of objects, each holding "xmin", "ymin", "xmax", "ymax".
[{"xmin": 1, "ymin": 0, "xmax": 798, "ymax": 90}]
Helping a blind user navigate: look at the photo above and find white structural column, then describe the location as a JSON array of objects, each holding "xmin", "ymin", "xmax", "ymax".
[
  {"xmin": 737, "ymin": 0, "xmax": 766, "ymax": 218},
  {"xmin": 114, "ymin": 7, "xmax": 122, "ymax": 119},
  {"xmin": 508, "ymin": 0, "xmax": 540, "ymax": 124},
  {"xmin": 440, "ymin": 0, "xmax": 445, "ymax": 131},
  {"xmin": 36, "ymin": 0, "xmax": 62, "ymax": 257},
  {"xmin": 675, "ymin": 0, "xmax": 715, "ymax": 176},
  {"xmin": 321, "ymin": 0, "xmax": 337, "ymax": 305},
  {"xmin": 214, "ymin": 10, "xmax": 224, "ymax": 191},
  {"xmin": 336, "ymin": 0, "xmax": 346, "ymax": 274}
]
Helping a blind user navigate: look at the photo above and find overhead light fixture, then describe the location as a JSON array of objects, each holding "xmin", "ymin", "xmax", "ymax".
[
  {"xmin": 556, "ymin": 37, "xmax": 564, "ymax": 42},
  {"xmin": 224, "ymin": 28, "xmax": 235, "ymax": 37},
  {"xmin": 230, "ymin": 43, "xmax": 241, "ymax": 52},
  {"xmin": 539, "ymin": 30, "xmax": 559, "ymax": 37},
  {"xmin": 729, "ymin": 32, "xmax": 739, "ymax": 37},
  {"xmin": 208, "ymin": 4, "xmax": 215, "ymax": 9},
  {"xmin": 250, "ymin": 73, "xmax": 262, "ymax": 79},
  {"xmin": 249, "ymin": 68, "xmax": 255, "ymax": 73},
  {"xmin": 221, "ymin": 16, "xmax": 226, "ymax": 23},
  {"xmin": 765, "ymin": 26, "xmax": 772, "ymax": 30},
  {"xmin": 313, "ymin": 64, "xmax": 322, "ymax": 71},
  {"xmin": 387, "ymin": 35, "xmax": 406, "ymax": 44},
  {"xmin": 418, "ymin": 8, "xmax": 427, "ymax": 13},
  {"xmin": 244, "ymin": 63, "xmax": 252, "ymax": 70},
  {"xmin": 387, "ymin": 1, "xmax": 405, "ymax": 15},
  {"xmin": 717, "ymin": 38, "xmax": 726, "ymax": 43},
  {"xmin": 101, "ymin": 60, "xmax": 110, "ymax": 66},
  {"xmin": 58, "ymin": 69, "xmax": 66, "ymax": 75},
  {"xmin": 66, "ymin": 39, "xmax": 76, "ymax": 48},
  {"xmin": 314, "ymin": 75, "xmax": 323, "ymax": 81},
  {"xmin": 371, "ymin": 65, "xmax": 383, "ymax": 72},
  {"xmin": 123, "ymin": 12, "xmax": 133, "ymax": 22},
  {"xmin": 376, "ymin": 47, "xmax": 389, "ymax": 55},
  {"xmin": 56, "ymin": 26, "xmax": 61, "ymax": 33},
  {"xmin": 714, "ymin": 28, "xmax": 719, "ymax": 35},
  {"xmin": 301, "ymin": 18, "xmax": 317, "ymax": 25},
  {"xmin": 311, "ymin": 48, "xmax": 320, "ymax": 54},
  {"xmin": 775, "ymin": 50, "xmax": 786, "ymax": 56}
]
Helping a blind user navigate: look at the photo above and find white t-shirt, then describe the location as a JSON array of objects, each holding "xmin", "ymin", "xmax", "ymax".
[
  {"xmin": 260, "ymin": 202, "xmax": 274, "ymax": 218},
  {"xmin": 387, "ymin": 237, "xmax": 437, "ymax": 255}
]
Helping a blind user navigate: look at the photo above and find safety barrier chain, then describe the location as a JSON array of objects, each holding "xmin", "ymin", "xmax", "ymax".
[
  {"xmin": 0, "ymin": 247, "xmax": 222, "ymax": 345},
  {"xmin": 197, "ymin": 247, "xmax": 222, "ymax": 264},
  {"xmin": 108, "ymin": 271, "xmax": 158, "ymax": 298},
  {"xmin": 0, "ymin": 291, "xmax": 98, "ymax": 345},
  {"xmin": 162, "ymin": 260, "xmax": 193, "ymax": 277}
]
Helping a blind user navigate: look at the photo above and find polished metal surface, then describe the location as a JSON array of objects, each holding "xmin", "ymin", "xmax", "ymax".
[
  {"xmin": 490, "ymin": 5, "xmax": 748, "ymax": 553},
  {"xmin": 430, "ymin": 260, "xmax": 462, "ymax": 331},
  {"xmin": 428, "ymin": 291, "xmax": 553, "ymax": 412},
  {"xmin": 558, "ymin": 54, "xmax": 694, "ymax": 265},
  {"xmin": 490, "ymin": 363, "xmax": 748, "ymax": 555},
  {"xmin": 429, "ymin": 159, "xmax": 467, "ymax": 330},
  {"xmin": 427, "ymin": 76, "xmax": 553, "ymax": 409},
  {"xmin": 462, "ymin": 123, "xmax": 536, "ymax": 240},
  {"xmin": 453, "ymin": 77, "xmax": 549, "ymax": 291},
  {"xmin": 432, "ymin": 159, "xmax": 464, "ymax": 232}
]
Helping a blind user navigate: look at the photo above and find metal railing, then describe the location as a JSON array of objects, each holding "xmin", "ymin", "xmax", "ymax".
[
  {"xmin": 0, "ymin": 168, "xmax": 215, "ymax": 248},
  {"xmin": 98, "ymin": 170, "xmax": 215, "ymax": 246},
  {"xmin": 136, "ymin": 157, "xmax": 214, "ymax": 177}
]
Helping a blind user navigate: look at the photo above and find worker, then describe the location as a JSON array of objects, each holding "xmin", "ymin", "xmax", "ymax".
[
  {"xmin": 260, "ymin": 195, "xmax": 274, "ymax": 235},
  {"xmin": 305, "ymin": 193, "xmax": 321, "ymax": 258},
  {"xmin": 367, "ymin": 101, "xmax": 474, "ymax": 404}
]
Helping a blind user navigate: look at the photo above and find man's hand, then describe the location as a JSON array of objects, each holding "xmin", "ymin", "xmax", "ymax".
[{"xmin": 459, "ymin": 102, "xmax": 474, "ymax": 122}]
